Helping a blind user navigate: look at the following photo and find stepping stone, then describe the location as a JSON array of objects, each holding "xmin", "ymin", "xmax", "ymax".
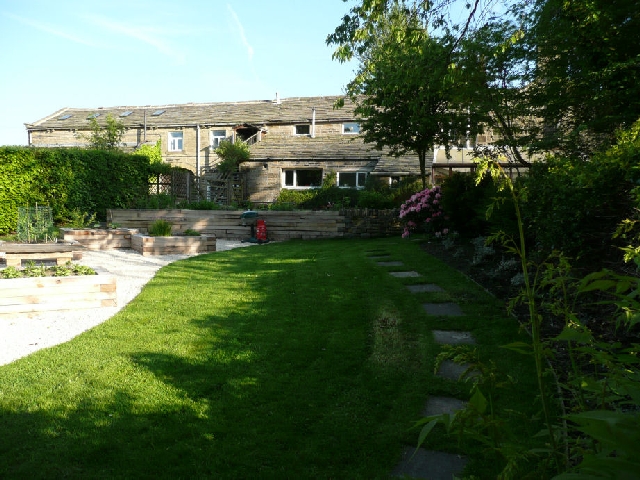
[
  {"xmin": 406, "ymin": 284, "xmax": 444, "ymax": 293},
  {"xmin": 392, "ymin": 447, "xmax": 467, "ymax": 480},
  {"xmin": 377, "ymin": 261, "xmax": 404, "ymax": 266},
  {"xmin": 432, "ymin": 330, "xmax": 476, "ymax": 345},
  {"xmin": 367, "ymin": 255, "xmax": 391, "ymax": 260},
  {"xmin": 389, "ymin": 271, "xmax": 421, "ymax": 278},
  {"xmin": 422, "ymin": 396, "xmax": 467, "ymax": 417},
  {"xmin": 436, "ymin": 360, "xmax": 479, "ymax": 381},
  {"xmin": 422, "ymin": 303, "xmax": 464, "ymax": 316}
]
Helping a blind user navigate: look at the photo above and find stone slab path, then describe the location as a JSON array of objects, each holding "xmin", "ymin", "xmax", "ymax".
[{"xmin": 368, "ymin": 254, "xmax": 476, "ymax": 479}]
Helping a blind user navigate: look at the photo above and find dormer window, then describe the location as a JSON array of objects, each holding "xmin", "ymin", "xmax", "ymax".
[
  {"xmin": 342, "ymin": 122, "xmax": 360, "ymax": 134},
  {"xmin": 294, "ymin": 125, "xmax": 310, "ymax": 136}
]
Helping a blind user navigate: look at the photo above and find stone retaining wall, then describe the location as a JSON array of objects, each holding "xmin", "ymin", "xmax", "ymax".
[{"xmin": 108, "ymin": 209, "xmax": 401, "ymax": 241}]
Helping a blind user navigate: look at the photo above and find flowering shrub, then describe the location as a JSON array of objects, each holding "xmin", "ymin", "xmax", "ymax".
[{"xmin": 399, "ymin": 186, "xmax": 449, "ymax": 238}]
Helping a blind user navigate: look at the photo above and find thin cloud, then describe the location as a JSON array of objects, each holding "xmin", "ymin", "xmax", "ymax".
[
  {"xmin": 227, "ymin": 4, "xmax": 254, "ymax": 61},
  {"xmin": 4, "ymin": 13, "xmax": 96, "ymax": 47},
  {"xmin": 83, "ymin": 14, "xmax": 185, "ymax": 63}
]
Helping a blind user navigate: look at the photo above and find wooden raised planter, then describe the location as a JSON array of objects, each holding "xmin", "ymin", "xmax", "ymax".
[
  {"xmin": 0, "ymin": 268, "xmax": 116, "ymax": 317},
  {"xmin": 60, "ymin": 228, "xmax": 139, "ymax": 250},
  {"xmin": 131, "ymin": 234, "xmax": 216, "ymax": 256}
]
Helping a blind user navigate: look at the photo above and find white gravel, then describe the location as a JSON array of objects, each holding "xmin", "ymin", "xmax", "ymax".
[{"xmin": 0, "ymin": 240, "xmax": 256, "ymax": 366}]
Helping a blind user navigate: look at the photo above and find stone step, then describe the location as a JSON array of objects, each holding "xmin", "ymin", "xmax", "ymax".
[
  {"xmin": 422, "ymin": 396, "xmax": 467, "ymax": 417},
  {"xmin": 392, "ymin": 447, "xmax": 467, "ymax": 479},
  {"xmin": 436, "ymin": 360, "xmax": 479, "ymax": 381},
  {"xmin": 432, "ymin": 330, "xmax": 476, "ymax": 345},
  {"xmin": 389, "ymin": 271, "xmax": 421, "ymax": 278},
  {"xmin": 422, "ymin": 303, "xmax": 464, "ymax": 316},
  {"xmin": 406, "ymin": 283, "xmax": 444, "ymax": 293}
]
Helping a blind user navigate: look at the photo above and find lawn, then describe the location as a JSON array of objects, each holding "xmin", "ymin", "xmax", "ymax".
[{"xmin": 0, "ymin": 237, "xmax": 538, "ymax": 478}]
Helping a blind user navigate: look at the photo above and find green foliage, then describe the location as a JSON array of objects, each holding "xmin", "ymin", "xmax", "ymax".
[
  {"xmin": 176, "ymin": 200, "xmax": 223, "ymax": 210},
  {"xmin": 133, "ymin": 139, "xmax": 163, "ymax": 165},
  {"xmin": 16, "ymin": 205, "xmax": 56, "ymax": 243},
  {"xmin": 355, "ymin": 190, "xmax": 395, "ymax": 209},
  {"xmin": 0, "ymin": 147, "xmax": 151, "ymax": 233},
  {"xmin": 135, "ymin": 194, "xmax": 176, "ymax": 210},
  {"xmin": 0, "ymin": 262, "xmax": 96, "ymax": 279},
  {"xmin": 182, "ymin": 229, "xmax": 201, "ymax": 236},
  {"xmin": 214, "ymin": 139, "xmax": 250, "ymax": 174},
  {"xmin": 84, "ymin": 113, "xmax": 126, "ymax": 151},
  {"xmin": 61, "ymin": 208, "xmax": 98, "ymax": 228},
  {"xmin": 147, "ymin": 219, "xmax": 173, "ymax": 236},
  {"xmin": 440, "ymin": 173, "xmax": 494, "ymax": 238}
]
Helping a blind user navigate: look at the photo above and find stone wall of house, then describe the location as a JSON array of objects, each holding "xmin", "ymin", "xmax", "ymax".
[{"xmin": 241, "ymin": 159, "xmax": 378, "ymax": 203}]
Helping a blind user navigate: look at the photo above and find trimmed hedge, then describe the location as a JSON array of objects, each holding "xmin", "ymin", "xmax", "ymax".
[{"xmin": 0, "ymin": 147, "xmax": 151, "ymax": 234}]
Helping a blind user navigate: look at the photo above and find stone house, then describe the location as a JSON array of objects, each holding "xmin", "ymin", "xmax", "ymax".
[{"xmin": 25, "ymin": 94, "xmax": 493, "ymax": 202}]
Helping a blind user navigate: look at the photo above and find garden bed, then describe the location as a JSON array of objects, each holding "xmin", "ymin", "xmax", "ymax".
[
  {"xmin": 60, "ymin": 228, "xmax": 139, "ymax": 250},
  {"xmin": 0, "ymin": 267, "xmax": 116, "ymax": 316},
  {"xmin": 131, "ymin": 234, "xmax": 216, "ymax": 256}
]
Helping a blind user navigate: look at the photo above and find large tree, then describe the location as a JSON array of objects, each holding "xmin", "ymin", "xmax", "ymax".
[{"xmin": 329, "ymin": 4, "xmax": 485, "ymax": 187}]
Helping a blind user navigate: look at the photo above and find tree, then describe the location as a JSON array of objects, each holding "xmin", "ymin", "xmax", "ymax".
[
  {"xmin": 214, "ymin": 139, "xmax": 250, "ymax": 174},
  {"xmin": 330, "ymin": 5, "xmax": 485, "ymax": 187},
  {"xmin": 529, "ymin": 0, "xmax": 640, "ymax": 156},
  {"xmin": 85, "ymin": 114, "xmax": 126, "ymax": 151}
]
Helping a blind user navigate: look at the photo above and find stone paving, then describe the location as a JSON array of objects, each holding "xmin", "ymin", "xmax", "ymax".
[{"xmin": 368, "ymin": 252, "xmax": 476, "ymax": 479}]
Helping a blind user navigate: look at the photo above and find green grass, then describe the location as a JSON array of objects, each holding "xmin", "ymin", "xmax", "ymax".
[{"xmin": 0, "ymin": 237, "xmax": 539, "ymax": 478}]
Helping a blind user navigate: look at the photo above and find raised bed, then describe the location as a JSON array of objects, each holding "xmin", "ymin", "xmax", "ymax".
[
  {"xmin": 131, "ymin": 234, "xmax": 216, "ymax": 256},
  {"xmin": 60, "ymin": 228, "xmax": 139, "ymax": 250},
  {"xmin": 0, "ymin": 268, "xmax": 116, "ymax": 317}
]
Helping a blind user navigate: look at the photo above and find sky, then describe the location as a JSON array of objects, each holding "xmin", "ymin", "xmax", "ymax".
[{"xmin": 0, "ymin": 0, "xmax": 359, "ymax": 146}]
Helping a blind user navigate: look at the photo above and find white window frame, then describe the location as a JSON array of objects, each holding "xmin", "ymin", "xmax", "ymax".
[
  {"xmin": 294, "ymin": 125, "xmax": 310, "ymax": 136},
  {"xmin": 210, "ymin": 129, "xmax": 227, "ymax": 148},
  {"xmin": 342, "ymin": 122, "xmax": 360, "ymax": 135},
  {"xmin": 337, "ymin": 171, "xmax": 368, "ymax": 189},
  {"xmin": 168, "ymin": 131, "xmax": 183, "ymax": 152},
  {"xmin": 282, "ymin": 168, "xmax": 323, "ymax": 188}
]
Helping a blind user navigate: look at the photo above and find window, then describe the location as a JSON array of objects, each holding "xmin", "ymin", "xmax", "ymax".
[
  {"xmin": 337, "ymin": 172, "xmax": 367, "ymax": 188},
  {"xmin": 168, "ymin": 131, "xmax": 183, "ymax": 152},
  {"xmin": 120, "ymin": 111, "xmax": 133, "ymax": 117},
  {"xmin": 294, "ymin": 125, "xmax": 310, "ymax": 136},
  {"xmin": 342, "ymin": 123, "xmax": 360, "ymax": 134},
  {"xmin": 210, "ymin": 129, "xmax": 227, "ymax": 148},
  {"xmin": 58, "ymin": 114, "xmax": 72, "ymax": 120},
  {"xmin": 152, "ymin": 109, "xmax": 165, "ymax": 116},
  {"xmin": 87, "ymin": 113, "xmax": 100, "ymax": 119},
  {"xmin": 283, "ymin": 169, "xmax": 322, "ymax": 188}
]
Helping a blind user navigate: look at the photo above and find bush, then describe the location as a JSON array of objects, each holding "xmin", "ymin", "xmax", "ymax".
[{"xmin": 147, "ymin": 219, "xmax": 173, "ymax": 236}]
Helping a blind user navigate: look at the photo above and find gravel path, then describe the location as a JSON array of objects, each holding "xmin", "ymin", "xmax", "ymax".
[{"xmin": 0, "ymin": 240, "xmax": 256, "ymax": 366}]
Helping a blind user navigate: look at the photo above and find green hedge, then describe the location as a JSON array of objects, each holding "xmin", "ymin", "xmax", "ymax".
[{"xmin": 0, "ymin": 147, "xmax": 151, "ymax": 234}]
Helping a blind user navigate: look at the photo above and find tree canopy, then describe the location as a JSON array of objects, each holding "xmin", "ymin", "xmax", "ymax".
[{"xmin": 328, "ymin": 0, "xmax": 640, "ymax": 163}]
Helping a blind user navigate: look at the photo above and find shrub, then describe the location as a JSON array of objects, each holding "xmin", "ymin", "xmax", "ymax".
[
  {"xmin": 398, "ymin": 186, "xmax": 449, "ymax": 238},
  {"xmin": 214, "ymin": 140, "xmax": 250, "ymax": 174},
  {"xmin": 183, "ymin": 229, "xmax": 201, "ymax": 236},
  {"xmin": 147, "ymin": 219, "xmax": 173, "ymax": 236}
]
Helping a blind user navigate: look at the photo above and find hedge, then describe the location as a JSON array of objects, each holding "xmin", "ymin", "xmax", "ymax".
[{"xmin": 0, "ymin": 147, "xmax": 151, "ymax": 234}]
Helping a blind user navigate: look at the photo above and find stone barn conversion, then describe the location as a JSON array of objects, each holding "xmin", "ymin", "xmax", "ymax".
[{"xmin": 25, "ymin": 94, "xmax": 503, "ymax": 202}]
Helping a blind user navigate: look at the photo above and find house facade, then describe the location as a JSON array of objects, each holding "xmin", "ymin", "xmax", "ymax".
[{"xmin": 25, "ymin": 95, "xmax": 495, "ymax": 202}]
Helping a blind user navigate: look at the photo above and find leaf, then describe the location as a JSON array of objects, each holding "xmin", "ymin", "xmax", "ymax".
[
  {"xmin": 553, "ymin": 325, "xmax": 593, "ymax": 344},
  {"xmin": 501, "ymin": 341, "xmax": 532, "ymax": 355},
  {"xmin": 416, "ymin": 418, "xmax": 439, "ymax": 450}
]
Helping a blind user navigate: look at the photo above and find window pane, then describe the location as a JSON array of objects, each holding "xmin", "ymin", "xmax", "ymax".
[
  {"xmin": 339, "ymin": 172, "xmax": 357, "ymax": 187},
  {"xmin": 296, "ymin": 169, "xmax": 322, "ymax": 186},
  {"xmin": 169, "ymin": 132, "xmax": 183, "ymax": 151},
  {"xmin": 357, "ymin": 172, "xmax": 367, "ymax": 186},
  {"xmin": 295, "ymin": 125, "xmax": 310, "ymax": 135},
  {"xmin": 284, "ymin": 170, "xmax": 294, "ymax": 186},
  {"xmin": 342, "ymin": 123, "xmax": 360, "ymax": 134}
]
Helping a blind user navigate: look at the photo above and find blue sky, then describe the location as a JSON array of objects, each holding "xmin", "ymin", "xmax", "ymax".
[{"xmin": 0, "ymin": 0, "xmax": 359, "ymax": 146}]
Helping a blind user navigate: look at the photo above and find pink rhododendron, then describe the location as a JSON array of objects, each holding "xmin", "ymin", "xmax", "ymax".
[{"xmin": 398, "ymin": 185, "xmax": 449, "ymax": 238}]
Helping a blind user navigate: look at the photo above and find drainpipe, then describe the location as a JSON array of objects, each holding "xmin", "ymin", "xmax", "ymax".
[
  {"xmin": 196, "ymin": 124, "xmax": 201, "ymax": 200},
  {"xmin": 311, "ymin": 108, "xmax": 316, "ymax": 138}
]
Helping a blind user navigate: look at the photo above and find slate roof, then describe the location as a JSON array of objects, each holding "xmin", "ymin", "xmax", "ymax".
[
  {"xmin": 250, "ymin": 133, "xmax": 423, "ymax": 176},
  {"xmin": 25, "ymin": 95, "xmax": 357, "ymax": 130}
]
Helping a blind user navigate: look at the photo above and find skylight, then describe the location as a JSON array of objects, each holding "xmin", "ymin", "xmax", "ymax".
[
  {"xmin": 151, "ymin": 109, "xmax": 165, "ymax": 116},
  {"xmin": 120, "ymin": 111, "xmax": 133, "ymax": 117},
  {"xmin": 87, "ymin": 113, "xmax": 100, "ymax": 119},
  {"xmin": 58, "ymin": 114, "xmax": 72, "ymax": 120}
]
